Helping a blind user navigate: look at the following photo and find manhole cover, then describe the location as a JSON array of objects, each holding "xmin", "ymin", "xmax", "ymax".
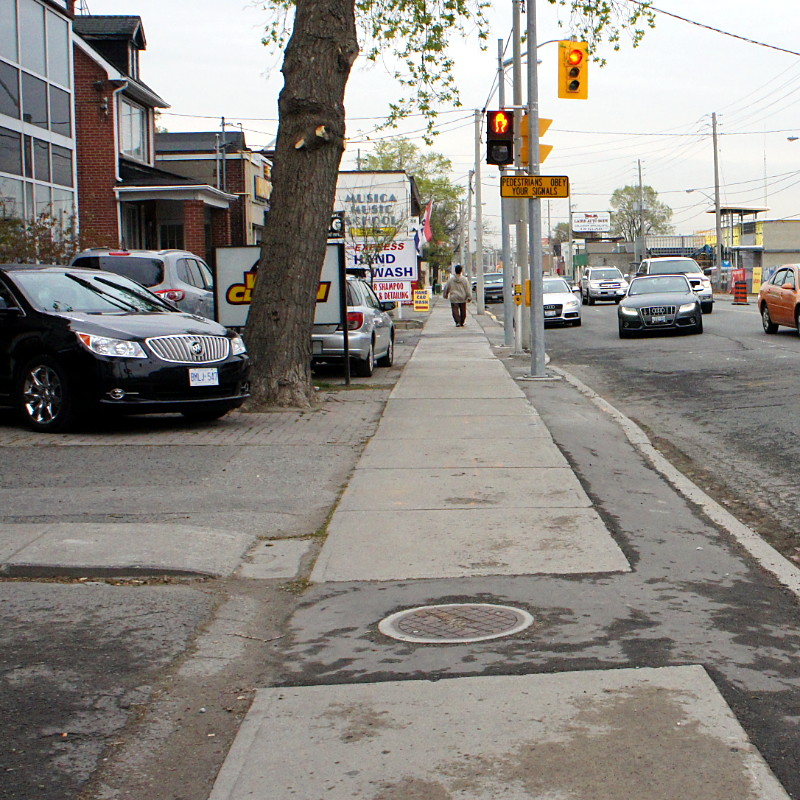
[{"xmin": 378, "ymin": 603, "xmax": 534, "ymax": 644}]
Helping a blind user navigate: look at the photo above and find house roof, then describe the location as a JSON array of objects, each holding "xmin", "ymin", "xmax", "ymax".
[
  {"xmin": 119, "ymin": 159, "xmax": 204, "ymax": 187},
  {"xmin": 73, "ymin": 15, "xmax": 146, "ymax": 49},
  {"xmin": 155, "ymin": 131, "xmax": 247, "ymax": 154}
]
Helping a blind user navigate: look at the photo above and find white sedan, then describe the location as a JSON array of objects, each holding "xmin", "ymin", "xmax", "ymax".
[{"xmin": 543, "ymin": 276, "xmax": 582, "ymax": 327}]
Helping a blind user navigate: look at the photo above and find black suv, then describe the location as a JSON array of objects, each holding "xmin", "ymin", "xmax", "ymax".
[{"xmin": 0, "ymin": 264, "xmax": 250, "ymax": 432}]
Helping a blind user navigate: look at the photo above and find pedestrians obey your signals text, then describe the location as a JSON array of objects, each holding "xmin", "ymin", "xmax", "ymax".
[
  {"xmin": 486, "ymin": 110, "xmax": 514, "ymax": 166},
  {"xmin": 558, "ymin": 41, "xmax": 588, "ymax": 99}
]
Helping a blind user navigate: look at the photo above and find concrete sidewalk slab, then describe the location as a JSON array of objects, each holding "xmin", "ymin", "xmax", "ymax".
[
  {"xmin": 336, "ymin": 466, "xmax": 590, "ymax": 511},
  {"xmin": 208, "ymin": 665, "xmax": 788, "ymax": 800},
  {"xmin": 1, "ymin": 522, "xmax": 251, "ymax": 577},
  {"xmin": 358, "ymin": 437, "xmax": 567, "ymax": 469},
  {"xmin": 374, "ymin": 413, "xmax": 549, "ymax": 440},
  {"xmin": 391, "ymin": 377, "xmax": 526, "ymax": 399},
  {"xmin": 380, "ymin": 397, "xmax": 538, "ymax": 417},
  {"xmin": 311, "ymin": 506, "xmax": 630, "ymax": 580}
]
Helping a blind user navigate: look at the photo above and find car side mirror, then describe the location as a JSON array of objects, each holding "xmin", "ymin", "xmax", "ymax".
[{"xmin": 380, "ymin": 300, "xmax": 396, "ymax": 311}]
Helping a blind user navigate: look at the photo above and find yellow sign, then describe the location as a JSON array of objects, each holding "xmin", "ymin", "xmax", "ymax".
[
  {"xmin": 520, "ymin": 116, "xmax": 553, "ymax": 164},
  {"xmin": 412, "ymin": 289, "xmax": 430, "ymax": 312},
  {"xmin": 501, "ymin": 176, "xmax": 570, "ymax": 199},
  {"xmin": 513, "ymin": 283, "xmax": 523, "ymax": 306},
  {"xmin": 752, "ymin": 266, "xmax": 762, "ymax": 294}
]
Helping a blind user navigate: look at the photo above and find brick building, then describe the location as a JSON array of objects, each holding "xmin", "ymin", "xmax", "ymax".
[{"xmin": 71, "ymin": 14, "xmax": 237, "ymax": 261}]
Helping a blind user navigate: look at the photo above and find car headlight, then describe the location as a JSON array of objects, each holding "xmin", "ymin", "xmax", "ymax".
[
  {"xmin": 77, "ymin": 332, "xmax": 147, "ymax": 358},
  {"xmin": 620, "ymin": 306, "xmax": 639, "ymax": 316},
  {"xmin": 565, "ymin": 299, "xmax": 579, "ymax": 308},
  {"xmin": 230, "ymin": 335, "xmax": 247, "ymax": 355},
  {"xmin": 679, "ymin": 302, "xmax": 697, "ymax": 313}
]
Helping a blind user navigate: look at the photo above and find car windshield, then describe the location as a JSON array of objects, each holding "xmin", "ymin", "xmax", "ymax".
[
  {"xmin": 629, "ymin": 276, "xmax": 690, "ymax": 295},
  {"xmin": 483, "ymin": 273, "xmax": 503, "ymax": 283},
  {"xmin": 13, "ymin": 270, "xmax": 174, "ymax": 313},
  {"xmin": 72, "ymin": 255, "xmax": 165, "ymax": 287},
  {"xmin": 590, "ymin": 269, "xmax": 623, "ymax": 280},
  {"xmin": 648, "ymin": 260, "xmax": 701, "ymax": 275},
  {"xmin": 543, "ymin": 278, "xmax": 571, "ymax": 293}
]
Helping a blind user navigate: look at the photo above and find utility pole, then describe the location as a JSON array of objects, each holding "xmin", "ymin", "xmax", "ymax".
[
  {"xmin": 512, "ymin": 0, "xmax": 527, "ymax": 354},
  {"xmin": 474, "ymin": 110, "xmax": 485, "ymax": 313},
  {"xmin": 637, "ymin": 159, "xmax": 645, "ymax": 263},
  {"xmin": 467, "ymin": 170, "xmax": 474, "ymax": 280},
  {"xmin": 526, "ymin": 0, "xmax": 546, "ymax": 377},
  {"xmin": 712, "ymin": 112, "xmax": 724, "ymax": 288},
  {"xmin": 498, "ymin": 38, "xmax": 514, "ymax": 346},
  {"xmin": 567, "ymin": 202, "xmax": 574, "ymax": 279}
]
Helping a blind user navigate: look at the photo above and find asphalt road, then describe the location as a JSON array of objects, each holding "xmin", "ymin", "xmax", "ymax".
[{"xmin": 491, "ymin": 295, "xmax": 800, "ymax": 563}]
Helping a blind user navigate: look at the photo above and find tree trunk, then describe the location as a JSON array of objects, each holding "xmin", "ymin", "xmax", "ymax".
[{"xmin": 244, "ymin": 0, "xmax": 358, "ymax": 407}]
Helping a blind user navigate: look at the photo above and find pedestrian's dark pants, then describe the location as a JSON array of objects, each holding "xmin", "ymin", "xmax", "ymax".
[{"xmin": 451, "ymin": 302, "xmax": 467, "ymax": 326}]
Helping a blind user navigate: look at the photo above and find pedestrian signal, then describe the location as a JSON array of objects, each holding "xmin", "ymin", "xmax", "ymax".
[
  {"xmin": 486, "ymin": 110, "xmax": 514, "ymax": 166},
  {"xmin": 558, "ymin": 41, "xmax": 588, "ymax": 100}
]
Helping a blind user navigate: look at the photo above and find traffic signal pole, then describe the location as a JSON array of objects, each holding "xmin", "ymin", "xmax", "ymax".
[
  {"xmin": 512, "ymin": 0, "xmax": 527, "ymax": 355},
  {"xmin": 474, "ymin": 109, "xmax": 485, "ymax": 313},
  {"xmin": 526, "ymin": 0, "xmax": 547, "ymax": 377},
  {"xmin": 498, "ymin": 39, "xmax": 514, "ymax": 346}
]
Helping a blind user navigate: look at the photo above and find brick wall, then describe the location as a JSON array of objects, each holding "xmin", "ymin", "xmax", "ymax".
[
  {"xmin": 184, "ymin": 200, "xmax": 206, "ymax": 260},
  {"xmin": 73, "ymin": 46, "xmax": 121, "ymax": 248}
]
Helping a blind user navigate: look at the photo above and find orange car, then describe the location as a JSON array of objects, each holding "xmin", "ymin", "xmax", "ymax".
[{"xmin": 758, "ymin": 264, "xmax": 800, "ymax": 334}]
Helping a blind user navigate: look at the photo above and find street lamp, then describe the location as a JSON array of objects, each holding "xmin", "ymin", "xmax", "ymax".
[{"xmin": 687, "ymin": 188, "xmax": 723, "ymax": 288}]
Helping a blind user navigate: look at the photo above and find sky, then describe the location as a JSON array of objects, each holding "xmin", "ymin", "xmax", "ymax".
[{"xmin": 84, "ymin": 1, "xmax": 800, "ymax": 246}]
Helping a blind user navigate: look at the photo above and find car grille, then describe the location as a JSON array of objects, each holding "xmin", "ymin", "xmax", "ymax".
[
  {"xmin": 641, "ymin": 305, "xmax": 676, "ymax": 325},
  {"xmin": 544, "ymin": 303, "xmax": 562, "ymax": 312},
  {"xmin": 146, "ymin": 334, "xmax": 230, "ymax": 363}
]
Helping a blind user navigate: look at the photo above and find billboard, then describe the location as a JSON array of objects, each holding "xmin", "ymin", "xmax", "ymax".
[{"xmin": 572, "ymin": 211, "xmax": 611, "ymax": 233}]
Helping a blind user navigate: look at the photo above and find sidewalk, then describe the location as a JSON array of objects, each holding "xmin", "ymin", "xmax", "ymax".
[{"xmin": 207, "ymin": 301, "xmax": 790, "ymax": 800}]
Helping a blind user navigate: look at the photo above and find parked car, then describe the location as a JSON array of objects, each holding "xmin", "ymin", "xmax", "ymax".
[
  {"xmin": 311, "ymin": 278, "xmax": 395, "ymax": 377},
  {"xmin": 543, "ymin": 276, "xmax": 581, "ymax": 326},
  {"xmin": 71, "ymin": 248, "xmax": 215, "ymax": 319},
  {"xmin": 636, "ymin": 257, "xmax": 714, "ymax": 313},
  {"xmin": 580, "ymin": 267, "xmax": 629, "ymax": 304},
  {"xmin": 758, "ymin": 263, "xmax": 800, "ymax": 334},
  {"xmin": 618, "ymin": 274, "xmax": 703, "ymax": 338},
  {"xmin": 0, "ymin": 264, "xmax": 249, "ymax": 432},
  {"xmin": 470, "ymin": 272, "xmax": 505, "ymax": 304}
]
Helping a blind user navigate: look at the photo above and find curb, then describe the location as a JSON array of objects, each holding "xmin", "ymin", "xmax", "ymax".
[{"xmin": 550, "ymin": 365, "xmax": 800, "ymax": 601}]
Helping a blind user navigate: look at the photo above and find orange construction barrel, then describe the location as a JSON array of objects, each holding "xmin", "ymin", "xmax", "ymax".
[{"xmin": 733, "ymin": 280, "xmax": 749, "ymax": 305}]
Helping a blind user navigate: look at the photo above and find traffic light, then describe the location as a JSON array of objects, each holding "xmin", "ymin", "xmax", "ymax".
[
  {"xmin": 486, "ymin": 109, "xmax": 514, "ymax": 166},
  {"xmin": 520, "ymin": 115, "xmax": 553, "ymax": 165},
  {"xmin": 558, "ymin": 41, "xmax": 588, "ymax": 99}
]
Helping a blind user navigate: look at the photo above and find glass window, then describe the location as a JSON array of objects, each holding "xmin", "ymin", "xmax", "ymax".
[
  {"xmin": 771, "ymin": 269, "xmax": 787, "ymax": 286},
  {"xmin": 0, "ymin": 127, "xmax": 22, "ymax": 175},
  {"xmin": 33, "ymin": 138, "xmax": 49, "ymax": 181},
  {"xmin": 24, "ymin": 179, "xmax": 33, "ymax": 218},
  {"xmin": 22, "ymin": 134, "xmax": 31, "ymax": 176},
  {"xmin": 51, "ymin": 187, "xmax": 74, "ymax": 220},
  {"xmin": 784, "ymin": 270, "xmax": 796, "ymax": 289},
  {"xmin": 119, "ymin": 98, "xmax": 147, "ymax": 160},
  {"xmin": 49, "ymin": 85, "xmax": 70, "ymax": 136},
  {"xmin": 51, "ymin": 143, "xmax": 71, "ymax": 186},
  {"xmin": 71, "ymin": 255, "xmax": 165, "ymax": 287},
  {"xmin": 45, "ymin": 11, "xmax": 70, "ymax": 87},
  {"xmin": 21, "ymin": 72, "xmax": 48, "ymax": 128},
  {"xmin": 0, "ymin": 0, "xmax": 18, "ymax": 61},
  {"xmin": 34, "ymin": 181, "xmax": 50, "ymax": 217},
  {"xmin": 0, "ymin": 175, "xmax": 24, "ymax": 217},
  {"xmin": 19, "ymin": 0, "xmax": 46, "ymax": 75},
  {"xmin": 197, "ymin": 260, "xmax": 213, "ymax": 289},
  {"xmin": 0, "ymin": 61, "xmax": 20, "ymax": 119}
]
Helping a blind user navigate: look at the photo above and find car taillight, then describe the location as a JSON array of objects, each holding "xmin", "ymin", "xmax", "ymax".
[
  {"xmin": 338, "ymin": 311, "xmax": 364, "ymax": 331},
  {"xmin": 155, "ymin": 289, "xmax": 185, "ymax": 302}
]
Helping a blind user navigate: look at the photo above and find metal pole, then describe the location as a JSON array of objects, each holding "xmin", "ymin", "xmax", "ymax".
[
  {"xmin": 637, "ymin": 159, "xmax": 646, "ymax": 263},
  {"xmin": 467, "ymin": 171, "xmax": 474, "ymax": 280},
  {"xmin": 474, "ymin": 109, "xmax": 485, "ymax": 314},
  {"xmin": 513, "ymin": 0, "xmax": 527, "ymax": 353},
  {"xmin": 527, "ymin": 0, "xmax": 546, "ymax": 376},
  {"xmin": 568, "ymin": 201, "xmax": 574, "ymax": 280},
  {"xmin": 498, "ymin": 38, "xmax": 514, "ymax": 345},
  {"xmin": 712, "ymin": 112, "xmax": 724, "ymax": 289}
]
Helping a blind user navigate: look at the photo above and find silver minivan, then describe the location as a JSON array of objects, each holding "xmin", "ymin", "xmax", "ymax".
[{"xmin": 71, "ymin": 249, "xmax": 215, "ymax": 319}]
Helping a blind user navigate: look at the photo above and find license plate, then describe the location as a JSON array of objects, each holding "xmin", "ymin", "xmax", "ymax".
[
  {"xmin": 544, "ymin": 310, "xmax": 557, "ymax": 317},
  {"xmin": 189, "ymin": 367, "xmax": 219, "ymax": 386},
  {"xmin": 652, "ymin": 315, "xmax": 667, "ymax": 324}
]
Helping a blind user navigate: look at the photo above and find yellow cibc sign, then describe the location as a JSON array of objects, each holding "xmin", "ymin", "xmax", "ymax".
[{"xmin": 500, "ymin": 175, "xmax": 570, "ymax": 199}]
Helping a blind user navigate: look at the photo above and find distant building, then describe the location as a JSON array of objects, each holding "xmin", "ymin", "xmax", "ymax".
[{"xmin": 155, "ymin": 131, "xmax": 273, "ymax": 246}]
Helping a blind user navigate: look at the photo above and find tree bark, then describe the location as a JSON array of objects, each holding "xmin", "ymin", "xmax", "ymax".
[{"xmin": 244, "ymin": 0, "xmax": 358, "ymax": 407}]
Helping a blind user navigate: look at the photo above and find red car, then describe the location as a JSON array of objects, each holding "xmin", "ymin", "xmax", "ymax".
[{"xmin": 758, "ymin": 264, "xmax": 800, "ymax": 334}]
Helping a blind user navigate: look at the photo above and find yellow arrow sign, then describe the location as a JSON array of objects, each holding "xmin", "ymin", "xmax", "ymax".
[{"xmin": 520, "ymin": 115, "xmax": 553, "ymax": 164}]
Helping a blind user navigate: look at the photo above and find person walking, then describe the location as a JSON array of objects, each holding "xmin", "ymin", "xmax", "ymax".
[{"xmin": 442, "ymin": 265, "xmax": 472, "ymax": 327}]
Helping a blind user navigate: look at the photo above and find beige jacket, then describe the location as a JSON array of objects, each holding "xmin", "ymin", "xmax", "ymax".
[{"xmin": 443, "ymin": 274, "xmax": 472, "ymax": 303}]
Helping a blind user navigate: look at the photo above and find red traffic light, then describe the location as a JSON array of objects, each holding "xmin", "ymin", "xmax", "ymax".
[{"xmin": 566, "ymin": 48, "xmax": 584, "ymax": 67}]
